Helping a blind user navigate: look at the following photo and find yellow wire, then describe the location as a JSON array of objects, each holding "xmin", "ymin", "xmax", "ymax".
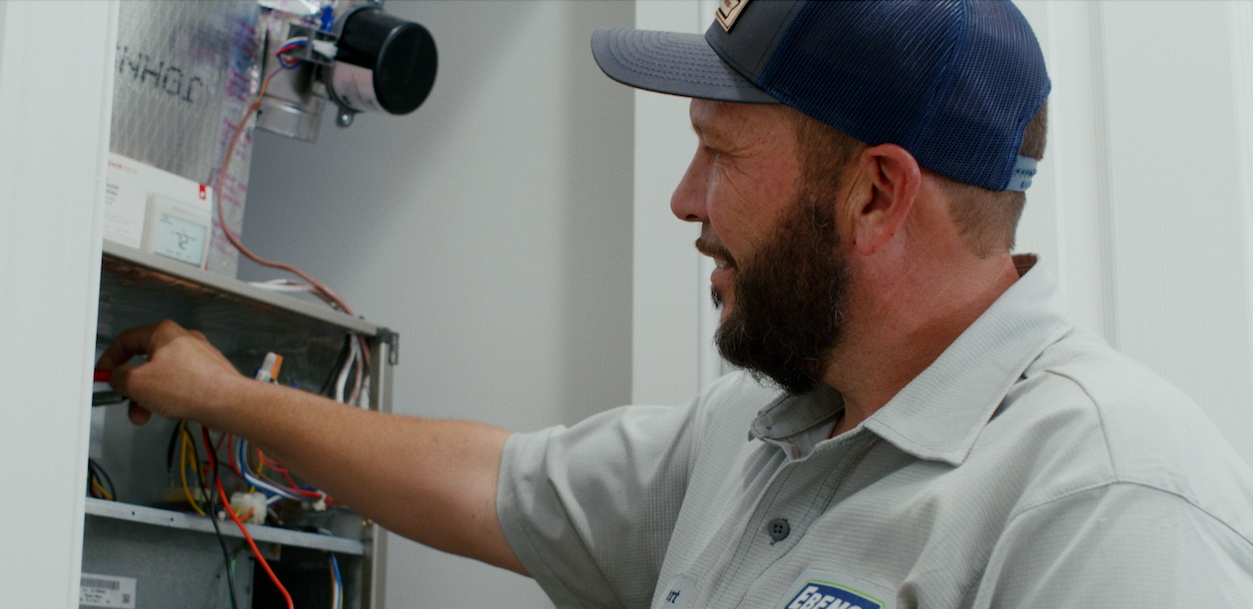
[
  {"xmin": 90, "ymin": 477, "xmax": 114, "ymax": 501},
  {"xmin": 180, "ymin": 424, "xmax": 206, "ymax": 515}
]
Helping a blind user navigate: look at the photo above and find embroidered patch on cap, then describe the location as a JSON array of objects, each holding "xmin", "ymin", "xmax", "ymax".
[
  {"xmin": 716, "ymin": 0, "xmax": 751, "ymax": 31},
  {"xmin": 775, "ymin": 569, "xmax": 894, "ymax": 609}
]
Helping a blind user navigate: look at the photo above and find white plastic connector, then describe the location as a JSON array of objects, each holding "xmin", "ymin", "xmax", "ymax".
[
  {"xmin": 230, "ymin": 491, "xmax": 268, "ymax": 525},
  {"xmin": 311, "ymin": 39, "xmax": 338, "ymax": 60}
]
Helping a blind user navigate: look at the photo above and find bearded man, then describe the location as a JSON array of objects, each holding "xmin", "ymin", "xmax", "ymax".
[{"xmin": 102, "ymin": 1, "xmax": 1253, "ymax": 607}]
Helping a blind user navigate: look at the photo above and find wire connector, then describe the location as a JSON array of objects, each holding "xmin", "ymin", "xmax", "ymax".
[
  {"xmin": 255, "ymin": 352, "xmax": 284, "ymax": 383},
  {"xmin": 230, "ymin": 491, "xmax": 268, "ymax": 525},
  {"xmin": 310, "ymin": 39, "xmax": 338, "ymax": 60}
]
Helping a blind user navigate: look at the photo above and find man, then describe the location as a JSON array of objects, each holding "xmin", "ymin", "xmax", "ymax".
[{"xmin": 101, "ymin": 1, "xmax": 1253, "ymax": 607}]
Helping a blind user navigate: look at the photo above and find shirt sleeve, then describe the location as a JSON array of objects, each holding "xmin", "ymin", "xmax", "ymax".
[
  {"xmin": 497, "ymin": 400, "xmax": 704, "ymax": 609},
  {"xmin": 976, "ymin": 481, "xmax": 1253, "ymax": 607}
]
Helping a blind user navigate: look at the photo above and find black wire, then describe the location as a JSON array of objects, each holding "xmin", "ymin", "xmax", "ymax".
[
  {"xmin": 166, "ymin": 422, "xmax": 182, "ymax": 471},
  {"xmin": 86, "ymin": 464, "xmax": 99, "ymax": 498},
  {"xmin": 318, "ymin": 333, "xmax": 353, "ymax": 397},
  {"xmin": 87, "ymin": 458, "xmax": 116, "ymax": 501},
  {"xmin": 199, "ymin": 425, "xmax": 240, "ymax": 609}
]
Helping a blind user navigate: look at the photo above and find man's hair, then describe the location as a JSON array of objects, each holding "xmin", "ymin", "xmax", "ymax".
[{"xmin": 786, "ymin": 100, "xmax": 1049, "ymax": 257}]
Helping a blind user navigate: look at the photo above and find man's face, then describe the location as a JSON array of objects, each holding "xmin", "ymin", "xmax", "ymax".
[
  {"xmin": 713, "ymin": 184, "xmax": 850, "ymax": 395},
  {"xmin": 673, "ymin": 100, "xmax": 850, "ymax": 395}
]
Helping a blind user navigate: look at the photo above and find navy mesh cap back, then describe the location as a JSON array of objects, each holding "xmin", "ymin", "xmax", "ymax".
[
  {"xmin": 592, "ymin": 0, "xmax": 1050, "ymax": 192},
  {"xmin": 747, "ymin": 1, "xmax": 1050, "ymax": 191}
]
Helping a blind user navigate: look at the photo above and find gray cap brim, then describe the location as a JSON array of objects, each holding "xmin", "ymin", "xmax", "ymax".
[{"xmin": 591, "ymin": 28, "xmax": 779, "ymax": 104}]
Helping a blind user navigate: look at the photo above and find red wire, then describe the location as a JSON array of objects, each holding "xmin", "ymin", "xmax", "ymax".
[
  {"xmin": 244, "ymin": 442, "xmax": 323, "ymax": 499},
  {"xmin": 280, "ymin": 469, "xmax": 302, "ymax": 490},
  {"xmin": 201, "ymin": 425, "xmax": 294, "ymax": 609},
  {"xmin": 216, "ymin": 479, "xmax": 294, "ymax": 609}
]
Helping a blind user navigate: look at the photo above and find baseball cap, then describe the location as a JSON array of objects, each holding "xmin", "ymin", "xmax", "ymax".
[{"xmin": 591, "ymin": 0, "xmax": 1050, "ymax": 192}]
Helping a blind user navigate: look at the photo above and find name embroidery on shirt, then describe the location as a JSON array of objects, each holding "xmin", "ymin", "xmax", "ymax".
[
  {"xmin": 656, "ymin": 574, "xmax": 694, "ymax": 609},
  {"xmin": 784, "ymin": 581, "xmax": 882, "ymax": 609}
]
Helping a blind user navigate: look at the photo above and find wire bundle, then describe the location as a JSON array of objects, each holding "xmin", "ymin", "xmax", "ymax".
[
  {"xmin": 203, "ymin": 425, "xmax": 295, "ymax": 609},
  {"xmin": 276, "ymin": 37, "xmax": 309, "ymax": 69},
  {"xmin": 317, "ymin": 528, "xmax": 344, "ymax": 609},
  {"xmin": 200, "ymin": 32, "xmax": 364, "ymax": 607},
  {"xmin": 86, "ymin": 458, "xmax": 115, "ymax": 501},
  {"xmin": 229, "ymin": 434, "xmax": 326, "ymax": 505}
]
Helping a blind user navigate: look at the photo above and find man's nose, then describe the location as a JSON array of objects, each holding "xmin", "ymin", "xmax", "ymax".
[{"xmin": 671, "ymin": 147, "xmax": 710, "ymax": 223}]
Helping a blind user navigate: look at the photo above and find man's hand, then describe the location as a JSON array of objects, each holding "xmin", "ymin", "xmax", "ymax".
[
  {"xmin": 95, "ymin": 319, "xmax": 525, "ymax": 574},
  {"xmin": 97, "ymin": 320, "xmax": 245, "ymax": 426}
]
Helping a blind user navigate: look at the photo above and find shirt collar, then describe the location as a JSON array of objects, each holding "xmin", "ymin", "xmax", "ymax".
[
  {"xmin": 862, "ymin": 255, "xmax": 1071, "ymax": 465},
  {"xmin": 750, "ymin": 383, "xmax": 843, "ymax": 444},
  {"xmin": 747, "ymin": 255, "xmax": 1071, "ymax": 466}
]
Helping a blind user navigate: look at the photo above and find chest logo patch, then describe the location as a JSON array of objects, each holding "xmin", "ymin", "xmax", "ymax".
[{"xmin": 783, "ymin": 581, "xmax": 882, "ymax": 609}]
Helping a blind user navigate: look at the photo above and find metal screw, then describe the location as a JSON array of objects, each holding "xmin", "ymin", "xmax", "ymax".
[{"xmin": 337, "ymin": 109, "xmax": 355, "ymax": 127}]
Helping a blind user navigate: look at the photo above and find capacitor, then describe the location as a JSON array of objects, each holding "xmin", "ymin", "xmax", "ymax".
[{"xmin": 329, "ymin": 7, "xmax": 438, "ymax": 116}]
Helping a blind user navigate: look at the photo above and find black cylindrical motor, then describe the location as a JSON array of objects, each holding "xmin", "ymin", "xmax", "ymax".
[{"xmin": 329, "ymin": 7, "xmax": 437, "ymax": 115}]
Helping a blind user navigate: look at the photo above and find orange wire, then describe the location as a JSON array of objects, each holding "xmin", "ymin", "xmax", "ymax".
[
  {"xmin": 199, "ymin": 423, "xmax": 292, "ymax": 609},
  {"xmin": 216, "ymin": 479, "xmax": 294, "ymax": 609}
]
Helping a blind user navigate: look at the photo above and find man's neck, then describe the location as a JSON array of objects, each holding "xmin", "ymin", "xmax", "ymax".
[{"xmin": 826, "ymin": 254, "xmax": 1023, "ymax": 437}]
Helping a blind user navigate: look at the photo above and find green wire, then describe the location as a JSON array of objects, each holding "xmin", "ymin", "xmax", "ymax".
[{"xmin": 229, "ymin": 546, "xmax": 246, "ymax": 581}]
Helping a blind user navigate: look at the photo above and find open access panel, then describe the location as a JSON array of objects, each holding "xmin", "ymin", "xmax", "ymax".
[{"xmin": 84, "ymin": 240, "xmax": 395, "ymax": 609}]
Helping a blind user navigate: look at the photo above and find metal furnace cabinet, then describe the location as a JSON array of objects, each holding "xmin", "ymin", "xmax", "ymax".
[{"xmin": 82, "ymin": 240, "xmax": 394, "ymax": 609}]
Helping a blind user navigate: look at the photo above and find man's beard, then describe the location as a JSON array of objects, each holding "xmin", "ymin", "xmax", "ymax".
[{"xmin": 710, "ymin": 188, "xmax": 850, "ymax": 396}]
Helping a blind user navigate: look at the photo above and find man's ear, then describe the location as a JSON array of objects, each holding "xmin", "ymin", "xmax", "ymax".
[{"xmin": 843, "ymin": 144, "xmax": 922, "ymax": 256}]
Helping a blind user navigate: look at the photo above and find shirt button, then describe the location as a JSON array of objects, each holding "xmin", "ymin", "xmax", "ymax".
[{"xmin": 767, "ymin": 518, "xmax": 790, "ymax": 542}]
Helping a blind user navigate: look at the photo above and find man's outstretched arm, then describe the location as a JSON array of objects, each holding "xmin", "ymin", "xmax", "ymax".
[{"xmin": 97, "ymin": 320, "xmax": 526, "ymax": 575}]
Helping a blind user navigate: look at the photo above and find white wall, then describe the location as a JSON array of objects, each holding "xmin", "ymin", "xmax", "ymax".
[
  {"xmin": 631, "ymin": 1, "xmax": 707, "ymax": 405},
  {"xmin": 0, "ymin": 2, "xmax": 117, "ymax": 607},
  {"xmin": 1017, "ymin": 0, "xmax": 1253, "ymax": 465},
  {"xmin": 242, "ymin": 2, "xmax": 634, "ymax": 607}
]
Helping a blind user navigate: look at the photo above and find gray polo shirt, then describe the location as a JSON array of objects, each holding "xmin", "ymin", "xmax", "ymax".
[{"xmin": 498, "ymin": 262, "xmax": 1253, "ymax": 608}]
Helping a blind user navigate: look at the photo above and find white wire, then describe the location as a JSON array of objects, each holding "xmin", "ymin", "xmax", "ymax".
[
  {"xmin": 249, "ymin": 279, "xmax": 315, "ymax": 293},
  {"xmin": 317, "ymin": 528, "xmax": 342, "ymax": 609},
  {"xmin": 358, "ymin": 374, "xmax": 370, "ymax": 410},
  {"xmin": 348, "ymin": 336, "xmax": 364, "ymax": 406},
  {"xmin": 328, "ymin": 557, "xmax": 340, "ymax": 609},
  {"xmin": 334, "ymin": 336, "xmax": 358, "ymax": 404},
  {"xmin": 235, "ymin": 437, "xmax": 324, "ymax": 503}
]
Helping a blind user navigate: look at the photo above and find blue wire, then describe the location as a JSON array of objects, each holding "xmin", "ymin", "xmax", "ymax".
[
  {"xmin": 331, "ymin": 553, "xmax": 343, "ymax": 609},
  {"xmin": 235, "ymin": 438, "xmax": 320, "ymax": 502},
  {"xmin": 277, "ymin": 39, "xmax": 310, "ymax": 71}
]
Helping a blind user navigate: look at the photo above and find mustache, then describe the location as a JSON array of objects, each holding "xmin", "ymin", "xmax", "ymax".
[{"xmin": 695, "ymin": 237, "xmax": 737, "ymax": 267}]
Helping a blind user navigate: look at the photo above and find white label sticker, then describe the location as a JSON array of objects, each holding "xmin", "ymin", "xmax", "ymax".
[
  {"xmin": 332, "ymin": 62, "xmax": 382, "ymax": 113},
  {"xmin": 80, "ymin": 573, "xmax": 137, "ymax": 608}
]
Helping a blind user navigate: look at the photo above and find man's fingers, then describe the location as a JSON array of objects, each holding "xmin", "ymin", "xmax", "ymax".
[
  {"xmin": 128, "ymin": 401, "xmax": 152, "ymax": 425},
  {"xmin": 97, "ymin": 323, "xmax": 161, "ymax": 370},
  {"xmin": 109, "ymin": 363, "xmax": 134, "ymax": 396}
]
